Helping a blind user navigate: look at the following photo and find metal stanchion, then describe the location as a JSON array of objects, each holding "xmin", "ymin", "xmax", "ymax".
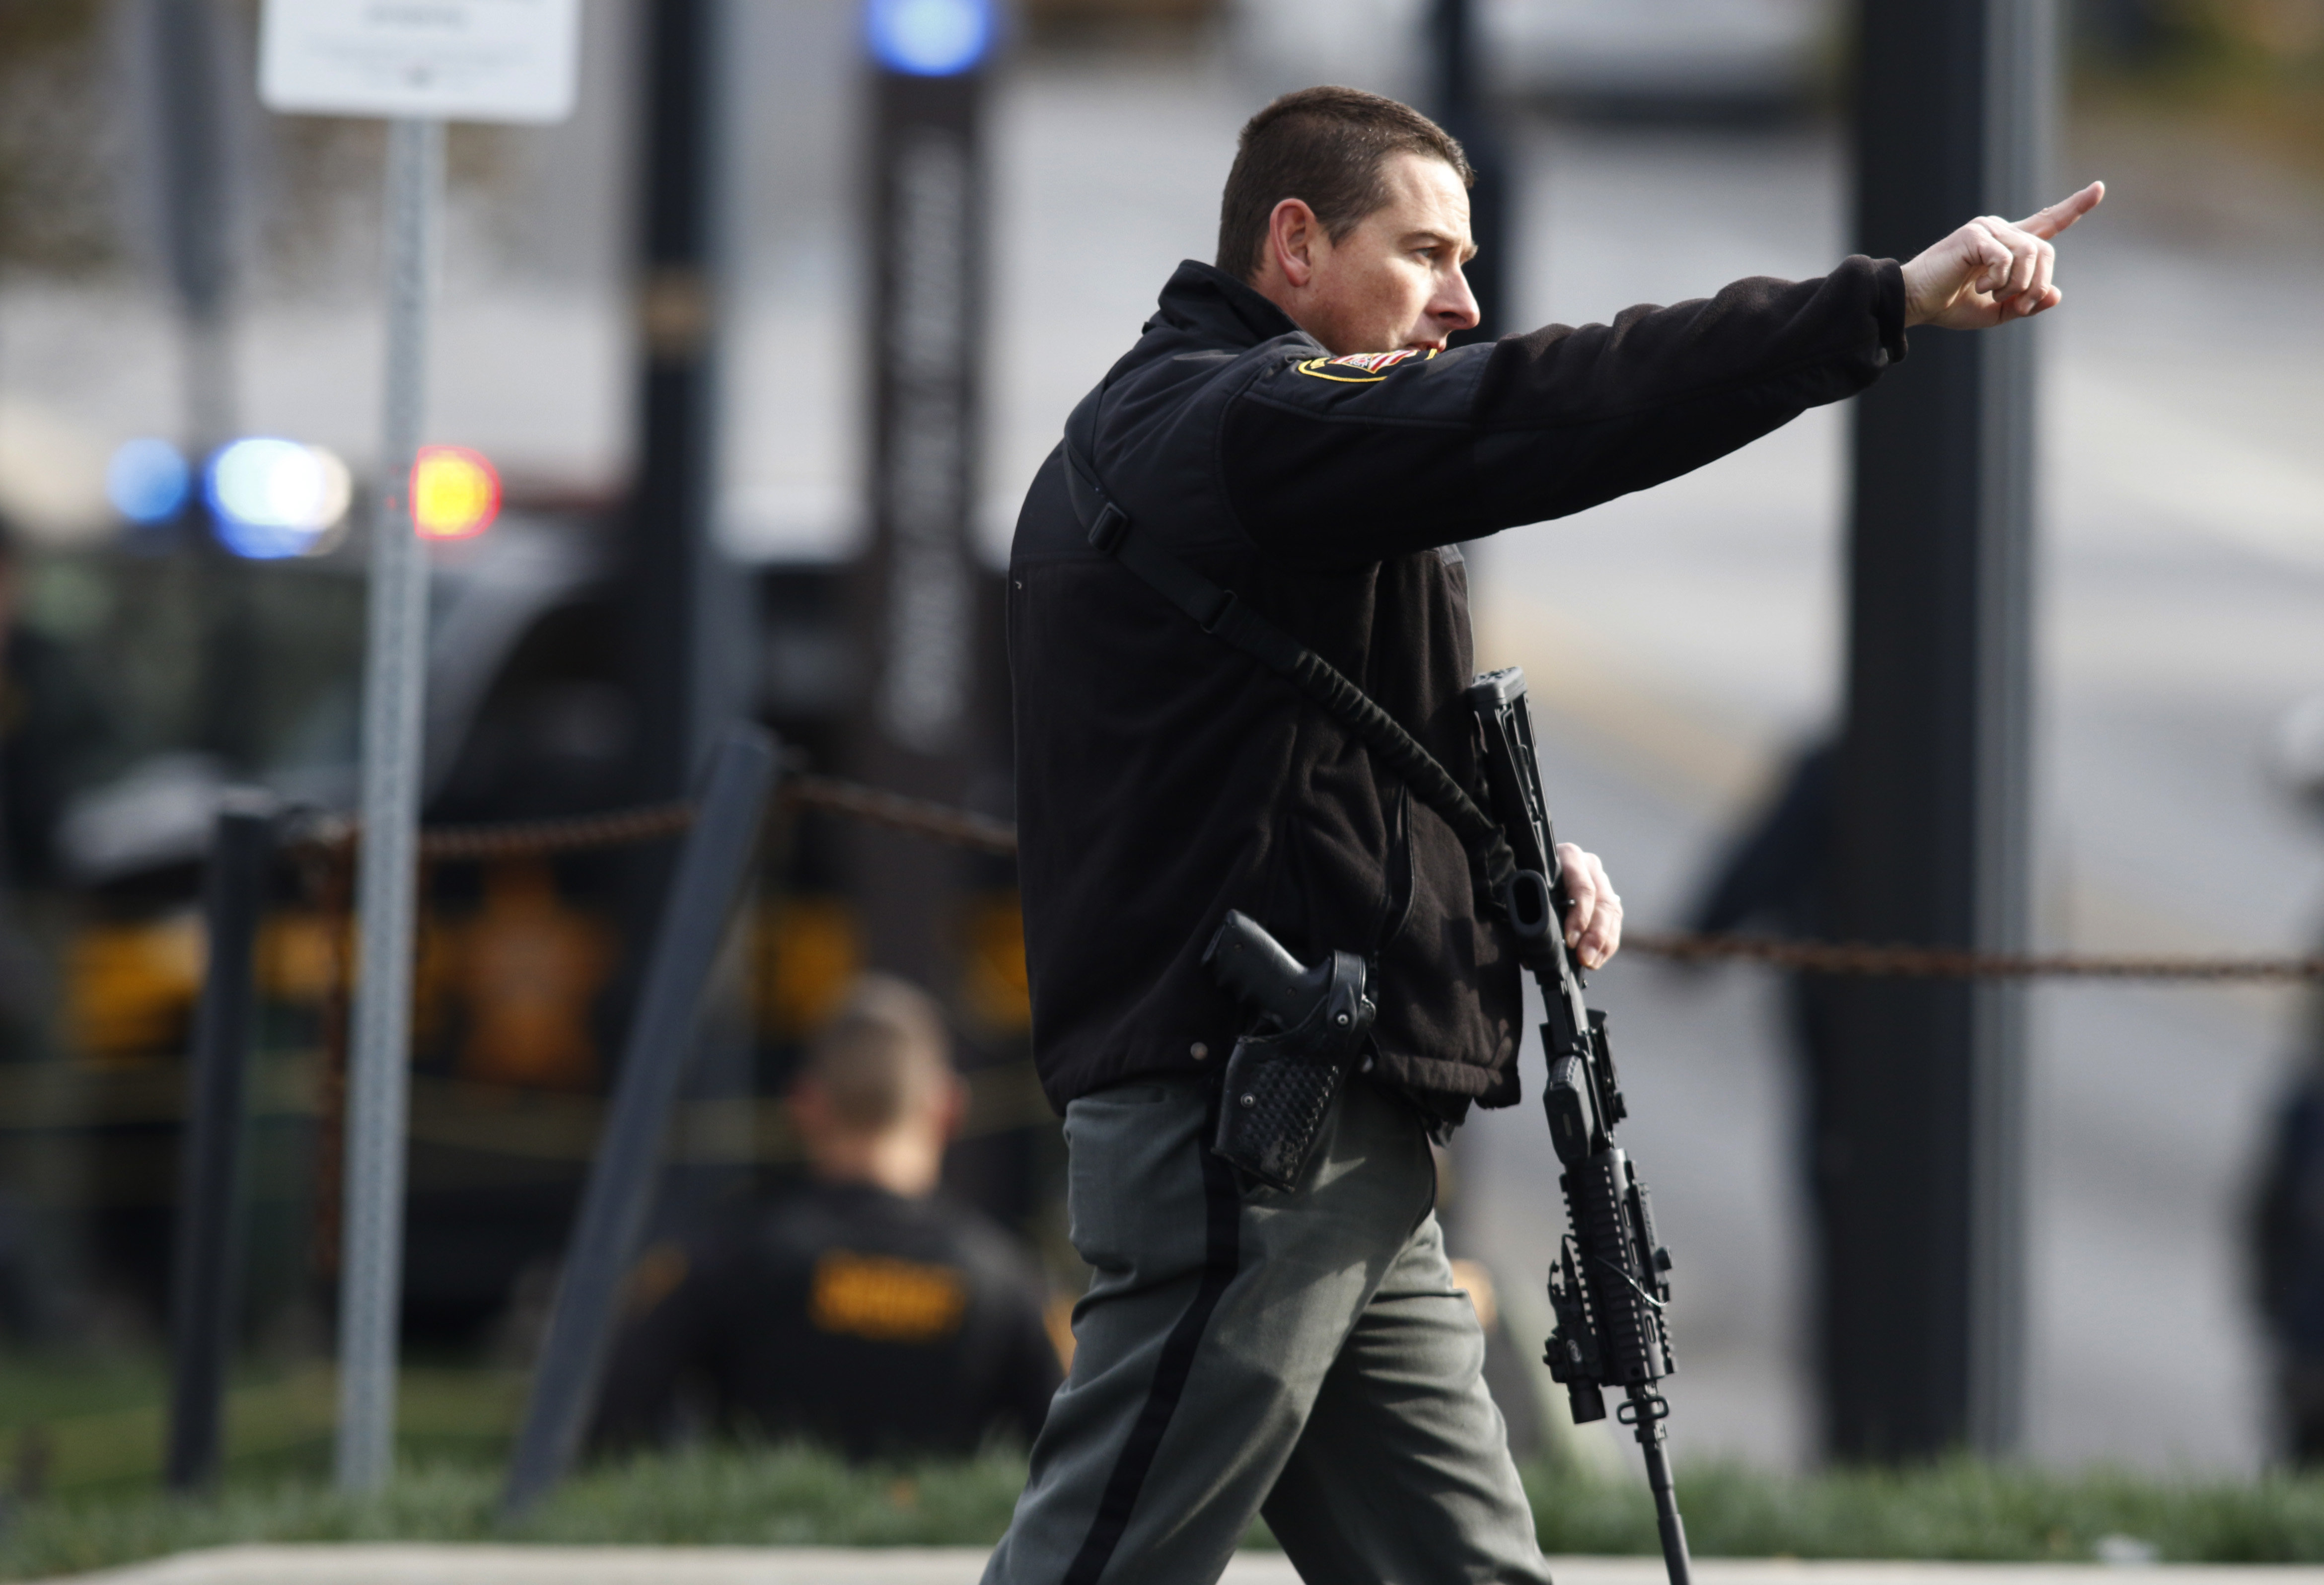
[
  {"xmin": 1832, "ymin": 0, "xmax": 2054, "ymax": 1462},
  {"xmin": 165, "ymin": 791, "xmax": 276, "ymax": 1493},
  {"xmin": 337, "ymin": 113, "xmax": 443, "ymax": 1494},
  {"xmin": 500, "ymin": 727, "xmax": 778, "ymax": 1516}
]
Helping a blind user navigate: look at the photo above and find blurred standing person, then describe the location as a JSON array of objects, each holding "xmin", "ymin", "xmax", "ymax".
[
  {"xmin": 0, "ymin": 518, "xmax": 108, "ymax": 1341},
  {"xmin": 2250, "ymin": 696, "xmax": 2324, "ymax": 1460},
  {"xmin": 591, "ymin": 975, "xmax": 1061, "ymax": 1460},
  {"xmin": 0, "ymin": 519, "xmax": 105, "ymax": 1062},
  {"xmin": 1683, "ymin": 740, "xmax": 1845, "ymax": 1418}
]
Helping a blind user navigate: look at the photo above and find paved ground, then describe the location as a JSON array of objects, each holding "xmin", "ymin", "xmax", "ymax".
[{"xmin": 38, "ymin": 1549, "xmax": 2324, "ymax": 1585}]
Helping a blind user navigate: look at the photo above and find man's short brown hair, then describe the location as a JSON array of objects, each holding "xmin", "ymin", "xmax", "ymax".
[
  {"xmin": 1215, "ymin": 86, "xmax": 1473, "ymax": 283},
  {"xmin": 799, "ymin": 974, "xmax": 953, "ymax": 1133}
]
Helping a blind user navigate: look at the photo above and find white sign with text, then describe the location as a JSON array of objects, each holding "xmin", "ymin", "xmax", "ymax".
[{"xmin": 260, "ymin": 0, "xmax": 580, "ymax": 124}]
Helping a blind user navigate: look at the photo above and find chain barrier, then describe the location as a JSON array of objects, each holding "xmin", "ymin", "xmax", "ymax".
[
  {"xmin": 284, "ymin": 774, "xmax": 1015, "ymax": 864},
  {"xmin": 292, "ymin": 801, "xmax": 699, "ymax": 863},
  {"xmin": 1625, "ymin": 931, "xmax": 2324, "ymax": 982},
  {"xmin": 267, "ymin": 763, "xmax": 2318, "ymax": 1262},
  {"xmin": 784, "ymin": 774, "xmax": 1019, "ymax": 856},
  {"xmin": 281, "ymin": 778, "xmax": 2324, "ymax": 984},
  {"xmin": 273, "ymin": 776, "xmax": 1027, "ymax": 1271}
]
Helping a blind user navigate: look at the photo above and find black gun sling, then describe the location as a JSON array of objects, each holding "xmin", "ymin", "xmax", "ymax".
[{"xmin": 1059, "ymin": 433, "xmax": 1521, "ymax": 916}]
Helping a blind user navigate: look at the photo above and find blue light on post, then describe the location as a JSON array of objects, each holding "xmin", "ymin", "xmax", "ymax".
[
  {"xmin": 205, "ymin": 437, "xmax": 353, "ymax": 560},
  {"xmin": 866, "ymin": 0, "xmax": 993, "ymax": 75}
]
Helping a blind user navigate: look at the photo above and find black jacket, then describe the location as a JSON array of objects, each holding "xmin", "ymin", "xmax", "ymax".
[
  {"xmin": 591, "ymin": 1182, "xmax": 1061, "ymax": 1461},
  {"xmin": 1010, "ymin": 258, "xmax": 1907, "ymax": 1113}
]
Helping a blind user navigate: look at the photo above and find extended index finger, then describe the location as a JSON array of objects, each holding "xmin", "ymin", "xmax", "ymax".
[{"xmin": 2015, "ymin": 180, "xmax": 2105, "ymax": 241}]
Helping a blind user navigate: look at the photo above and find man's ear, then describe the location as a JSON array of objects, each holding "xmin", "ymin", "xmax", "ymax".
[
  {"xmin": 1268, "ymin": 198, "xmax": 1321, "ymax": 289},
  {"xmin": 935, "ymin": 1075, "xmax": 969, "ymax": 1143},
  {"xmin": 789, "ymin": 1080, "xmax": 830, "ymax": 1139}
]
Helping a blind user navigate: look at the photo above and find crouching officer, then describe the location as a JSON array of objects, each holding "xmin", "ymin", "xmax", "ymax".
[
  {"xmin": 988, "ymin": 86, "xmax": 2101, "ymax": 1585},
  {"xmin": 592, "ymin": 976, "xmax": 1061, "ymax": 1461}
]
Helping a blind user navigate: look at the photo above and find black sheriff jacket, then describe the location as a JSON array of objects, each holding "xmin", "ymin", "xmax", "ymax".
[{"xmin": 1010, "ymin": 257, "xmax": 1907, "ymax": 1114}]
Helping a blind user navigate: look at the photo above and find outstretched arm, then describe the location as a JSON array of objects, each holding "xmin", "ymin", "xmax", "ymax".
[
  {"xmin": 1225, "ymin": 186, "xmax": 2104, "ymax": 567},
  {"xmin": 1900, "ymin": 181, "xmax": 2106, "ymax": 329}
]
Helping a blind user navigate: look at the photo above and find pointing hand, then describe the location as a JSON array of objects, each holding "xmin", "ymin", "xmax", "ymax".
[{"xmin": 1900, "ymin": 181, "xmax": 2105, "ymax": 330}]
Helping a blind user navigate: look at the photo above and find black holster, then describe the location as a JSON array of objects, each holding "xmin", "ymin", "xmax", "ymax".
[{"xmin": 1212, "ymin": 950, "xmax": 1376, "ymax": 1192}]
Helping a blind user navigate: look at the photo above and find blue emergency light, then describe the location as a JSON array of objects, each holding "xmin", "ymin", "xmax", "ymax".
[
  {"xmin": 866, "ymin": 0, "xmax": 992, "ymax": 76},
  {"xmin": 206, "ymin": 436, "xmax": 352, "ymax": 560}
]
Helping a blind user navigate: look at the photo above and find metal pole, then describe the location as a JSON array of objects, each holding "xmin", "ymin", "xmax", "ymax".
[
  {"xmin": 854, "ymin": 38, "xmax": 1017, "ymax": 1215},
  {"xmin": 1427, "ymin": 0, "xmax": 1509, "ymax": 343},
  {"xmin": 632, "ymin": 0, "xmax": 741, "ymax": 794},
  {"xmin": 337, "ymin": 115, "xmax": 442, "ymax": 1494},
  {"xmin": 854, "ymin": 46, "xmax": 983, "ymax": 989},
  {"xmin": 1827, "ymin": 0, "xmax": 2051, "ymax": 1460},
  {"xmin": 145, "ymin": 0, "xmax": 265, "ymax": 770},
  {"xmin": 1965, "ymin": 0, "xmax": 2055, "ymax": 1458},
  {"xmin": 629, "ymin": 0, "xmax": 752, "ymax": 1230},
  {"xmin": 166, "ymin": 791, "xmax": 275, "ymax": 1493},
  {"xmin": 501, "ymin": 727, "xmax": 778, "ymax": 1517},
  {"xmin": 149, "ymin": 0, "xmax": 236, "ymax": 458}
]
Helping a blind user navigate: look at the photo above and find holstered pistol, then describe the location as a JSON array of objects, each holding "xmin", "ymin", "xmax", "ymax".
[{"xmin": 1203, "ymin": 910, "xmax": 1376, "ymax": 1191}]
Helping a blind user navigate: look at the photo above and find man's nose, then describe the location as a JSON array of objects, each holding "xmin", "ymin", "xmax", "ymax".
[{"xmin": 1435, "ymin": 265, "xmax": 1482, "ymax": 333}]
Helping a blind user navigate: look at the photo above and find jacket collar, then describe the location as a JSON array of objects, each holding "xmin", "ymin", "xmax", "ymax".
[{"xmin": 1145, "ymin": 259, "xmax": 1306, "ymax": 348}]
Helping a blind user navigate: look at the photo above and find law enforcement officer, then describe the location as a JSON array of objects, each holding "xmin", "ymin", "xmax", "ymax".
[
  {"xmin": 2251, "ymin": 697, "xmax": 2324, "ymax": 1461},
  {"xmin": 989, "ymin": 86, "xmax": 2101, "ymax": 1584},
  {"xmin": 592, "ymin": 975, "xmax": 1060, "ymax": 1460},
  {"xmin": 0, "ymin": 520, "xmax": 106, "ymax": 1074}
]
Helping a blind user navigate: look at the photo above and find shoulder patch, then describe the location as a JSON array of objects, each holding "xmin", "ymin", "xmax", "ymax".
[{"xmin": 1294, "ymin": 347, "xmax": 1437, "ymax": 382}]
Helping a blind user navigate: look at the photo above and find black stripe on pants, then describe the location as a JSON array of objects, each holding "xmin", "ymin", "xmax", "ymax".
[{"xmin": 1062, "ymin": 1143, "xmax": 1242, "ymax": 1585}]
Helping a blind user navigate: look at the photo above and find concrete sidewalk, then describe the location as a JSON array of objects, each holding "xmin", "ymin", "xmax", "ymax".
[{"xmin": 33, "ymin": 1550, "xmax": 2324, "ymax": 1584}]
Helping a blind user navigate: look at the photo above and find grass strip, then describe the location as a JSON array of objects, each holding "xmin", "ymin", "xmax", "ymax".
[
  {"xmin": 0, "ymin": 1445, "xmax": 1031, "ymax": 1581},
  {"xmin": 13, "ymin": 1447, "xmax": 2324, "ymax": 1579},
  {"xmin": 1527, "ymin": 1456, "xmax": 2324, "ymax": 1564}
]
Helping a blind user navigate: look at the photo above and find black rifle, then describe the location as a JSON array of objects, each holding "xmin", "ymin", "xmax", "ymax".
[{"xmin": 1467, "ymin": 666, "xmax": 1691, "ymax": 1585}]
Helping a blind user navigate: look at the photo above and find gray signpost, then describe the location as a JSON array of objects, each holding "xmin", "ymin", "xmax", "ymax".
[
  {"xmin": 259, "ymin": 0, "xmax": 580, "ymax": 1492},
  {"xmin": 336, "ymin": 111, "xmax": 439, "ymax": 1496}
]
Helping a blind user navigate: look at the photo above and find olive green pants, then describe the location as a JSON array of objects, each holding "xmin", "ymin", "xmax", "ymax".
[{"xmin": 982, "ymin": 1074, "xmax": 1552, "ymax": 1585}]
